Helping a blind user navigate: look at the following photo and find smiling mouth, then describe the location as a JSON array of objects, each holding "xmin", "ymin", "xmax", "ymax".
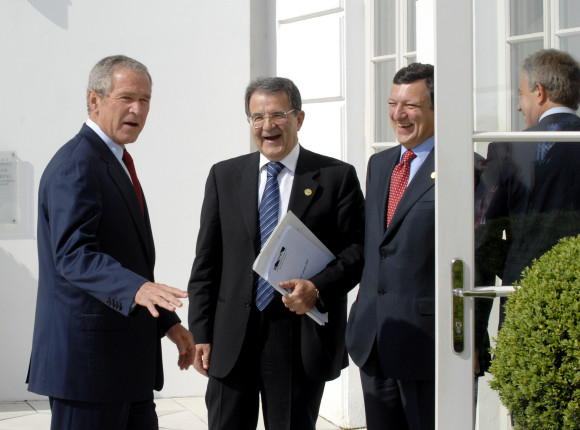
[
  {"xmin": 263, "ymin": 134, "xmax": 281, "ymax": 142},
  {"xmin": 397, "ymin": 123, "xmax": 413, "ymax": 129}
]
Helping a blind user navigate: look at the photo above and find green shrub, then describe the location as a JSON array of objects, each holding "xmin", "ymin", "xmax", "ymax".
[{"xmin": 489, "ymin": 235, "xmax": 580, "ymax": 429}]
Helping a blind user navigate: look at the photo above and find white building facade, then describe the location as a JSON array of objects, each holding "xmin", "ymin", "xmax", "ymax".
[{"xmin": 1, "ymin": 1, "xmax": 579, "ymax": 428}]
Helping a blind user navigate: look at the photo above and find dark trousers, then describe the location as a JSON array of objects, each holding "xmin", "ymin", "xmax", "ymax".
[
  {"xmin": 206, "ymin": 297, "xmax": 325, "ymax": 430},
  {"xmin": 360, "ymin": 344, "xmax": 435, "ymax": 430},
  {"xmin": 49, "ymin": 397, "xmax": 158, "ymax": 430}
]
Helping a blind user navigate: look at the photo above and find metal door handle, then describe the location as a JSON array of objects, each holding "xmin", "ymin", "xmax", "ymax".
[
  {"xmin": 451, "ymin": 259, "xmax": 516, "ymax": 354},
  {"xmin": 453, "ymin": 286, "xmax": 516, "ymax": 298}
]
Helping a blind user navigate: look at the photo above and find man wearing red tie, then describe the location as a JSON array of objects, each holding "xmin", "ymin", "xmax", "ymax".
[
  {"xmin": 346, "ymin": 63, "xmax": 436, "ymax": 430},
  {"xmin": 28, "ymin": 55, "xmax": 194, "ymax": 430}
]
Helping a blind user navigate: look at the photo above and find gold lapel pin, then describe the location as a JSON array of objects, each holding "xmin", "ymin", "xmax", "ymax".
[
  {"xmin": 431, "ymin": 172, "xmax": 436, "ymax": 179},
  {"xmin": 304, "ymin": 188, "xmax": 312, "ymax": 196}
]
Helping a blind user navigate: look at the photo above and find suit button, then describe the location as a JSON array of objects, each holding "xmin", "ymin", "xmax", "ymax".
[
  {"xmin": 245, "ymin": 300, "xmax": 251, "ymax": 307},
  {"xmin": 377, "ymin": 288, "xmax": 385, "ymax": 296},
  {"xmin": 380, "ymin": 251, "xmax": 387, "ymax": 259}
]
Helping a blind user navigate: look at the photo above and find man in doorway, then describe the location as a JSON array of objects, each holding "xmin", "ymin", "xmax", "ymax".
[
  {"xmin": 475, "ymin": 49, "xmax": 580, "ymax": 326},
  {"xmin": 187, "ymin": 77, "xmax": 365, "ymax": 430},
  {"xmin": 28, "ymin": 55, "xmax": 195, "ymax": 430},
  {"xmin": 346, "ymin": 63, "xmax": 436, "ymax": 430}
]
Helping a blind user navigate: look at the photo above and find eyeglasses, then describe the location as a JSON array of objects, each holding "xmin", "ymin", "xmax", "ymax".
[{"xmin": 248, "ymin": 109, "xmax": 295, "ymax": 128}]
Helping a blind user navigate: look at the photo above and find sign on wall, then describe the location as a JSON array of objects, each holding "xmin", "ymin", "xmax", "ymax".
[{"xmin": 0, "ymin": 152, "xmax": 18, "ymax": 224}]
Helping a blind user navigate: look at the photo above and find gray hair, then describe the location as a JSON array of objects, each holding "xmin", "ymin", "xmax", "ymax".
[
  {"xmin": 522, "ymin": 49, "xmax": 580, "ymax": 110},
  {"xmin": 87, "ymin": 55, "xmax": 152, "ymax": 113},
  {"xmin": 244, "ymin": 77, "xmax": 302, "ymax": 117}
]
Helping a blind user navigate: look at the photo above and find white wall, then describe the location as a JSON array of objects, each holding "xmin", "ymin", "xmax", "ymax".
[
  {"xmin": 0, "ymin": 0, "xmax": 256, "ymax": 401},
  {"xmin": 276, "ymin": 0, "xmax": 367, "ymax": 427}
]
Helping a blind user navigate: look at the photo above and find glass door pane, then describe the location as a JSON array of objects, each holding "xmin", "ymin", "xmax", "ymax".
[
  {"xmin": 510, "ymin": 0, "xmax": 543, "ymax": 35},
  {"xmin": 407, "ymin": 0, "xmax": 416, "ymax": 52},
  {"xmin": 560, "ymin": 34, "xmax": 580, "ymax": 67},
  {"xmin": 560, "ymin": 0, "xmax": 580, "ymax": 29},
  {"xmin": 374, "ymin": 0, "xmax": 396, "ymax": 56},
  {"xmin": 375, "ymin": 60, "xmax": 396, "ymax": 142}
]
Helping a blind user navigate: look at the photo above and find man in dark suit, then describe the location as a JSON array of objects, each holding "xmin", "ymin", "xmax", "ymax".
[
  {"xmin": 187, "ymin": 77, "xmax": 364, "ymax": 430},
  {"xmin": 475, "ymin": 49, "xmax": 580, "ymax": 327},
  {"xmin": 346, "ymin": 63, "xmax": 436, "ymax": 430},
  {"xmin": 28, "ymin": 55, "xmax": 194, "ymax": 430}
]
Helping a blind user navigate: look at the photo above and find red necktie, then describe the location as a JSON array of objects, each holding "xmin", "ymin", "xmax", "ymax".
[
  {"xmin": 386, "ymin": 150, "xmax": 416, "ymax": 227},
  {"xmin": 122, "ymin": 149, "xmax": 144, "ymax": 213}
]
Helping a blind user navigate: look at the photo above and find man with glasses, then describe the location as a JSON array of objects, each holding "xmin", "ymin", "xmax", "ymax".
[{"xmin": 187, "ymin": 77, "xmax": 365, "ymax": 430}]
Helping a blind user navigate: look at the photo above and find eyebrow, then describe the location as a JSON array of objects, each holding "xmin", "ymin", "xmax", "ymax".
[{"xmin": 251, "ymin": 110, "xmax": 287, "ymax": 115}]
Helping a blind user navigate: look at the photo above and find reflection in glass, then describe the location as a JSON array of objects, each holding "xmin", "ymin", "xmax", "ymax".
[
  {"xmin": 474, "ymin": 129, "xmax": 580, "ymax": 417},
  {"xmin": 374, "ymin": 0, "xmax": 396, "ymax": 57},
  {"xmin": 560, "ymin": 34, "xmax": 580, "ymax": 69},
  {"xmin": 510, "ymin": 0, "xmax": 542, "ymax": 36},
  {"xmin": 510, "ymin": 40, "xmax": 543, "ymax": 131},
  {"xmin": 375, "ymin": 60, "xmax": 396, "ymax": 142},
  {"xmin": 407, "ymin": 0, "xmax": 416, "ymax": 52},
  {"xmin": 559, "ymin": 0, "xmax": 580, "ymax": 29}
]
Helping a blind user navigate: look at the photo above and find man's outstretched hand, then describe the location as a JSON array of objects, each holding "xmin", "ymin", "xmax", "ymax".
[{"xmin": 135, "ymin": 281, "xmax": 188, "ymax": 318}]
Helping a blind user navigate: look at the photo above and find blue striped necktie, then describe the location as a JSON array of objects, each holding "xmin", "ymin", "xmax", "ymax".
[{"xmin": 255, "ymin": 161, "xmax": 284, "ymax": 310}]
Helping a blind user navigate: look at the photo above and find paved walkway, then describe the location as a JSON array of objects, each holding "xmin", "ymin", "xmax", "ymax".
[{"xmin": 0, "ymin": 397, "xmax": 354, "ymax": 429}]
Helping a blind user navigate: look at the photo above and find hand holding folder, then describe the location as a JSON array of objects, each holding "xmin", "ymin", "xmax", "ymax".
[{"xmin": 252, "ymin": 211, "xmax": 333, "ymax": 325}]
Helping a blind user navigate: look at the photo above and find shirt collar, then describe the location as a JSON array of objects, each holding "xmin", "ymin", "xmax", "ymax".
[
  {"xmin": 540, "ymin": 107, "xmax": 577, "ymax": 122},
  {"xmin": 86, "ymin": 118, "xmax": 125, "ymax": 162},
  {"xmin": 399, "ymin": 136, "xmax": 434, "ymax": 161},
  {"xmin": 259, "ymin": 143, "xmax": 300, "ymax": 173}
]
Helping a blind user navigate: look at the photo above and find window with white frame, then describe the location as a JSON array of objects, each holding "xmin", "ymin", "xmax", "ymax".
[
  {"xmin": 370, "ymin": 0, "xmax": 416, "ymax": 151},
  {"xmin": 487, "ymin": 0, "xmax": 580, "ymax": 132}
]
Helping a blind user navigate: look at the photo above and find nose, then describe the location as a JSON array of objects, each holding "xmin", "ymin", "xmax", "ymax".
[
  {"xmin": 129, "ymin": 100, "xmax": 145, "ymax": 115},
  {"xmin": 391, "ymin": 104, "xmax": 406, "ymax": 120},
  {"xmin": 262, "ymin": 117, "xmax": 277, "ymax": 130}
]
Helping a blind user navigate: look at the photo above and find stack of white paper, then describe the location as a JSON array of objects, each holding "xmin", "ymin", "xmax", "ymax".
[{"xmin": 253, "ymin": 211, "xmax": 333, "ymax": 325}]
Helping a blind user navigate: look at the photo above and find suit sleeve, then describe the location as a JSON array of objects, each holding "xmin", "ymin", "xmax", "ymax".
[
  {"xmin": 44, "ymin": 156, "xmax": 148, "ymax": 317},
  {"xmin": 187, "ymin": 165, "xmax": 222, "ymax": 344},
  {"xmin": 309, "ymin": 164, "xmax": 365, "ymax": 307}
]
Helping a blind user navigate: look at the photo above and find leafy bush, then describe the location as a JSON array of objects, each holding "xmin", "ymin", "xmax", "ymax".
[{"xmin": 489, "ymin": 235, "xmax": 580, "ymax": 429}]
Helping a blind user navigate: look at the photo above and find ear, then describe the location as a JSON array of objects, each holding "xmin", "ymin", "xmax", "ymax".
[
  {"xmin": 536, "ymin": 83, "xmax": 549, "ymax": 105},
  {"xmin": 296, "ymin": 110, "xmax": 305, "ymax": 131},
  {"xmin": 87, "ymin": 90, "xmax": 101, "ymax": 115}
]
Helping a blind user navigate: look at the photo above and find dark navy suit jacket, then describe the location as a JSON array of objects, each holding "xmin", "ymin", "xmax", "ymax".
[
  {"xmin": 28, "ymin": 124, "xmax": 179, "ymax": 403},
  {"xmin": 475, "ymin": 113, "xmax": 580, "ymax": 328},
  {"xmin": 346, "ymin": 145, "xmax": 436, "ymax": 381}
]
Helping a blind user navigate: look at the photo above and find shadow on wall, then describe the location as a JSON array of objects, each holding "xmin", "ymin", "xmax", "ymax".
[
  {"xmin": 28, "ymin": 0, "xmax": 71, "ymax": 29},
  {"xmin": 0, "ymin": 247, "xmax": 39, "ymax": 401}
]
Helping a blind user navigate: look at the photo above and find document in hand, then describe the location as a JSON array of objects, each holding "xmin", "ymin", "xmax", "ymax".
[{"xmin": 252, "ymin": 211, "xmax": 333, "ymax": 326}]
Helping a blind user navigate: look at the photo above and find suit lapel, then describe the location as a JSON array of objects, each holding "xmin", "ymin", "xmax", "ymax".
[
  {"xmin": 82, "ymin": 125, "xmax": 154, "ymax": 264},
  {"xmin": 384, "ymin": 148, "xmax": 435, "ymax": 238},
  {"xmin": 289, "ymin": 147, "xmax": 320, "ymax": 219},
  {"xmin": 237, "ymin": 152, "xmax": 260, "ymax": 248}
]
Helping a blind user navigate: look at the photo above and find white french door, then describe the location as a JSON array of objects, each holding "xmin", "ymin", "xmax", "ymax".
[{"xmin": 433, "ymin": 0, "xmax": 476, "ymax": 428}]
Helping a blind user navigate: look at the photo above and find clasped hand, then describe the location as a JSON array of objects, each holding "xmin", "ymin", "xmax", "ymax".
[{"xmin": 279, "ymin": 279, "xmax": 317, "ymax": 314}]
